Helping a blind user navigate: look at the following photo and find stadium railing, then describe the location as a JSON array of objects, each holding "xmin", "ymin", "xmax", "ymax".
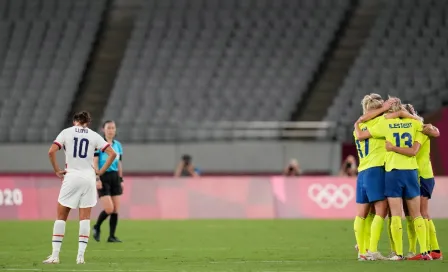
[{"xmin": 149, "ymin": 121, "xmax": 335, "ymax": 140}]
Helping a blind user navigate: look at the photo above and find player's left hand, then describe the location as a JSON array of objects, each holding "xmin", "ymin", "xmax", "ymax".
[
  {"xmin": 385, "ymin": 141, "xmax": 394, "ymax": 151},
  {"xmin": 423, "ymin": 124, "xmax": 434, "ymax": 133},
  {"xmin": 382, "ymin": 98, "xmax": 396, "ymax": 110},
  {"xmin": 55, "ymin": 170, "xmax": 66, "ymax": 180}
]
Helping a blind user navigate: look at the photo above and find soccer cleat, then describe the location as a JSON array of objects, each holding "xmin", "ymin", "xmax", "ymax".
[
  {"xmin": 76, "ymin": 256, "xmax": 85, "ymax": 264},
  {"xmin": 387, "ymin": 252, "xmax": 397, "ymax": 259},
  {"xmin": 42, "ymin": 255, "xmax": 59, "ymax": 264},
  {"xmin": 405, "ymin": 252, "xmax": 416, "ymax": 259},
  {"xmin": 357, "ymin": 253, "xmax": 368, "ymax": 261},
  {"xmin": 430, "ymin": 251, "xmax": 443, "ymax": 260},
  {"xmin": 107, "ymin": 236, "xmax": 122, "ymax": 243},
  {"xmin": 366, "ymin": 251, "xmax": 388, "ymax": 261},
  {"xmin": 355, "ymin": 245, "xmax": 368, "ymax": 260},
  {"xmin": 92, "ymin": 226, "xmax": 100, "ymax": 242},
  {"xmin": 389, "ymin": 255, "xmax": 404, "ymax": 261},
  {"xmin": 407, "ymin": 253, "xmax": 433, "ymax": 261}
]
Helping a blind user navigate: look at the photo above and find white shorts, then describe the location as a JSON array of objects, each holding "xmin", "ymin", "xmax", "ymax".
[{"xmin": 58, "ymin": 174, "xmax": 97, "ymax": 209}]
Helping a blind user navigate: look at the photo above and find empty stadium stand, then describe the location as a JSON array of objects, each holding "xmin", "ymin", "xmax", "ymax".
[
  {"xmin": 325, "ymin": 0, "xmax": 448, "ymax": 141},
  {"xmin": 0, "ymin": 0, "xmax": 105, "ymax": 142},
  {"xmin": 297, "ymin": 0, "xmax": 381, "ymax": 122},
  {"xmin": 102, "ymin": 0, "xmax": 350, "ymax": 142},
  {"xmin": 3, "ymin": 0, "xmax": 447, "ymax": 144},
  {"xmin": 69, "ymin": 0, "xmax": 138, "ymax": 130}
]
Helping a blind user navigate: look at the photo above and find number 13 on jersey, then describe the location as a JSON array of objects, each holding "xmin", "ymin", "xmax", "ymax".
[
  {"xmin": 393, "ymin": 132, "xmax": 412, "ymax": 147},
  {"xmin": 356, "ymin": 139, "xmax": 369, "ymax": 158}
]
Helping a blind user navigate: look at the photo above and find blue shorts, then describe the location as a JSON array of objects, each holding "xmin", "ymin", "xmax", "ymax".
[
  {"xmin": 356, "ymin": 166, "xmax": 386, "ymax": 204},
  {"xmin": 420, "ymin": 177, "xmax": 435, "ymax": 199},
  {"xmin": 385, "ymin": 169, "xmax": 419, "ymax": 199}
]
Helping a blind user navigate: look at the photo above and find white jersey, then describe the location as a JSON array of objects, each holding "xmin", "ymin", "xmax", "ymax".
[{"xmin": 54, "ymin": 126, "xmax": 110, "ymax": 180}]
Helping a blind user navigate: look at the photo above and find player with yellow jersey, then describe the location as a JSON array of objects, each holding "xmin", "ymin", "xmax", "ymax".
[
  {"xmin": 355, "ymin": 98, "xmax": 431, "ymax": 261},
  {"xmin": 353, "ymin": 95, "xmax": 415, "ymax": 261},
  {"xmin": 385, "ymin": 104, "xmax": 442, "ymax": 260},
  {"xmin": 357, "ymin": 102, "xmax": 423, "ymax": 259},
  {"xmin": 353, "ymin": 94, "xmax": 393, "ymax": 261}
]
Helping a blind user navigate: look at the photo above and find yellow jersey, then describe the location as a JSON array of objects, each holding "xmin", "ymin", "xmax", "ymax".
[
  {"xmin": 369, "ymin": 116, "xmax": 423, "ymax": 172},
  {"xmin": 415, "ymin": 132, "xmax": 434, "ymax": 179},
  {"xmin": 353, "ymin": 117, "xmax": 386, "ymax": 172}
]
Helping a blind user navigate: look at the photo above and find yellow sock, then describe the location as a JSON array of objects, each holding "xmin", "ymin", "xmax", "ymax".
[
  {"xmin": 413, "ymin": 216, "xmax": 428, "ymax": 254},
  {"xmin": 406, "ymin": 216, "xmax": 417, "ymax": 254},
  {"xmin": 364, "ymin": 213, "xmax": 375, "ymax": 250},
  {"xmin": 425, "ymin": 219, "xmax": 430, "ymax": 251},
  {"xmin": 369, "ymin": 215, "xmax": 384, "ymax": 252},
  {"xmin": 387, "ymin": 217, "xmax": 396, "ymax": 253},
  {"xmin": 429, "ymin": 220, "xmax": 440, "ymax": 251},
  {"xmin": 354, "ymin": 216, "xmax": 366, "ymax": 254},
  {"xmin": 391, "ymin": 216, "xmax": 403, "ymax": 256}
]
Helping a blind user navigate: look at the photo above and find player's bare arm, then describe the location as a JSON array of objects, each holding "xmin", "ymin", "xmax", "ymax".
[
  {"xmin": 423, "ymin": 124, "xmax": 440, "ymax": 137},
  {"xmin": 48, "ymin": 143, "xmax": 66, "ymax": 179},
  {"xmin": 96, "ymin": 146, "xmax": 117, "ymax": 176},
  {"xmin": 93, "ymin": 156, "xmax": 100, "ymax": 172},
  {"xmin": 354, "ymin": 121, "xmax": 371, "ymax": 140},
  {"xmin": 357, "ymin": 98, "xmax": 396, "ymax": 123},
  {"xmin": 93, "ymin": 156, "xmax": 102, "ymax": 189},
  {"xmin": 383, "ymin": 110, "xmax": 420, "ymax": 120},
  {"xmin": 385, "ymin": 141, "xmax": 421, "ymax": 156}
]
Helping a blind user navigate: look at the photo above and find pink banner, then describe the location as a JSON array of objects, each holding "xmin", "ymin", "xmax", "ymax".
[
  {"xmin": 272, "ymin": 177, "xmax": 357, "ymax": 218},
  {"xmin": 1, "ymin": 176, "xmax": 448, "ymax": 220}
]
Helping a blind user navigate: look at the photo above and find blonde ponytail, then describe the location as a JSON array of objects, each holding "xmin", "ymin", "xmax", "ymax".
[{"xmin": 361, "ymin": 93, "xmax": 383, "ymax": 114}]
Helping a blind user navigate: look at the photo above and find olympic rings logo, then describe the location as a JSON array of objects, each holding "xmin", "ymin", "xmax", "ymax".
[{"xmin": 308, "ymin": 183, "xmax": 354, "ymax": 209}]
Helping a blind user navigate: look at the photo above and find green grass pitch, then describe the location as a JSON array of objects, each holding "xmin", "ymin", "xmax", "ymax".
[{"xmin": 0, "ymin": 219, "xmax": 447, "ymax": 272}]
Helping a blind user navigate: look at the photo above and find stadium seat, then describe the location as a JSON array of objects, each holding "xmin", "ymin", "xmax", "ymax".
[
  {"xmin": 0, "ymin": 0, "xmax": 106, "ymax": 142},
  {"xmin": 324, "ymin": 0, "xmax": 448, "ymax": 141},
  {"xmin": 102, "ymin": 0, "xmax": 350, "ymax": 142}
]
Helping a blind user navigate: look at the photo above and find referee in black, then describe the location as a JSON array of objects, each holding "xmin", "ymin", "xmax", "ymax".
[{"xmin": 92, "ymin": 120, "xmax": 123, "ymax": 242}]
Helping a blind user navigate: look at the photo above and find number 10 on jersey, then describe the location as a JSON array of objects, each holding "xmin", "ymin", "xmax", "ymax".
[
  {"xmin": 355, "ymin": 139, "xmax": 369, "ymax": 158},
  {"xmin": 73, "ymin": 137, "xmax": 89, "ymax": 158}
]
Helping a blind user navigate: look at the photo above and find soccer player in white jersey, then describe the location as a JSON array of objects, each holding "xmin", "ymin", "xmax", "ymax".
[{"xmin": 43, "ymin": 111, "xmax": 117, "ymax": 265}]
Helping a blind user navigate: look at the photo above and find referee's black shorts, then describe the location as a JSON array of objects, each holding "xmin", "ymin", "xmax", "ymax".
[{"xmin": 97, "ymin": 171, "xmax": 122, "ymax": 197}]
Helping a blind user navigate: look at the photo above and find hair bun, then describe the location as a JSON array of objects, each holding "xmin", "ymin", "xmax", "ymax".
[{"xmin": 73, "ymin": 111, "xmax": 92, "ymax": 125}]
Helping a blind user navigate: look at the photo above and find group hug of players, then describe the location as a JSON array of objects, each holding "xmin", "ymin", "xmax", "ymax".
[{"xmin": 353, "ymin": 93, "xmax": 442, "ymax": 261}]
